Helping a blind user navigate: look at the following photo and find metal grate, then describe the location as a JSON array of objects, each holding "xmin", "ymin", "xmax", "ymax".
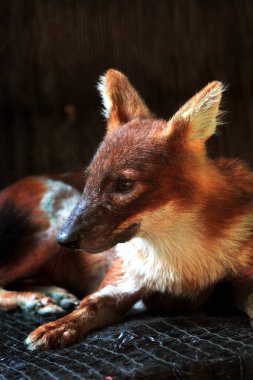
[{"xmin": 0, "ymin": 310, "xmax": 253, "ymax": 379}]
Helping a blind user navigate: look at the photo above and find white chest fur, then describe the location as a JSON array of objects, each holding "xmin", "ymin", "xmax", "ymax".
[
  {"xmin": 116, "ymin": 235, "xmax": 205, "ymax": 296},
  {"xmin": 115, "ymin": 206, "xmax": 248, "ymax": 296}
]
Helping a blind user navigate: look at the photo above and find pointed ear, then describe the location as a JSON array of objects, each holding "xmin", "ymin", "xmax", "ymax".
[
  {"xmin": 97, "ymin": 69, "xmax": 153, "ymax": 132},
  {"xmin": 167, "ymin": 81, "xmax": 225, "ymax": 141}
]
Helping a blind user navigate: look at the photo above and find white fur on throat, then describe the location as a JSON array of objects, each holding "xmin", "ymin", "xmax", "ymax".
[
  {"xmin": 97, "ymin": 75, "xmax": 112, "ymax": 119},
  {"xmin": 116, "ymin": 204, "xmax": 253, "ymax": 297}
]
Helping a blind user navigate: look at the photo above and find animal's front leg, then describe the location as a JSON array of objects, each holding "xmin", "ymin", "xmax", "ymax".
[
  {"xmin": 25, "ymin": 268, "xmax": 142, "ymax": 350},
  {"xmin": 0, "ymin": 288, "xmax": 64, "ymax": 315},
  {"xmin": 0, "ymin": 284, "xmax": 79, "ymax": 315},
  {"xmin": 19, "ymin": 285, "xmax": 80, "ymax": 311}
]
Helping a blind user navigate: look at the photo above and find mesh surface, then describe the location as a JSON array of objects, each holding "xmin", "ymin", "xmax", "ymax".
[{"xmin": 0, "ymin": 309, "xmax": 253, "ymax": 380}]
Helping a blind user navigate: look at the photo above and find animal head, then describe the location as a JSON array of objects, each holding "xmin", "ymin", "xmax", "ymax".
[{"xmin": 57, "ymin": 69, "xmax": 224, "ymax": 253}]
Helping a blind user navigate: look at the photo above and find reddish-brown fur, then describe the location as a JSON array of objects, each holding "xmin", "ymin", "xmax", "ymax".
[{"xmin": 1, "ymin": 69, "xmax": 253, "ymax": 350}]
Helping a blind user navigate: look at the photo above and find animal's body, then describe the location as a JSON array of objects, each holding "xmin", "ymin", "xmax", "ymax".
[{"xmin": 1, "ymin": 69, "xmax": 253, "ymax": 350}]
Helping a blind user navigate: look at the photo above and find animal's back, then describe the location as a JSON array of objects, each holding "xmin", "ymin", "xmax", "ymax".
[{"xmin": 215, "ymin": 158, "xmax": 253, "ymax": 200}]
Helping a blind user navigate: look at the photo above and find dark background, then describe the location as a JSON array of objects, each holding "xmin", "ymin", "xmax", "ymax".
[{"xmin": 0, "ymin": 0, "xmax": 253, "ymax": 188}]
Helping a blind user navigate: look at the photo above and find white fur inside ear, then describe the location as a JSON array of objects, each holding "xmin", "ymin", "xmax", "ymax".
[
  {"xmin": 190, "ymin": 83, "xmax": 225, "ymax": 139},
  {"xmin": 97, "ymin": 75, "xmax": 112, "ymax": 119},
  {"xmin": 190, "ymin": 82, "xmax": 225, "ymax": 117},
  {"xmin": 171, "ymin": 81, "xmax": 225, "ymax": 140}
]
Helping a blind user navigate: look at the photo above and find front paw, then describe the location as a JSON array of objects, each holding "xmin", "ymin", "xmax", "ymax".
[
  {"xmin": 41, "ymin": 286, "xmax": 80, "ymax": 310},
  {"xmin": 25, "ymin": 317, "xmax": 80, "ymax": 351},
  {"xmin": 18, "ymin": 294, "xmax": 64, "ymax": 316}
]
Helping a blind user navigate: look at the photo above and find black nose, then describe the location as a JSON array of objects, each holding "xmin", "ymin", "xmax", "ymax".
[{"xmin": 56, "ymin": 230, "xmax": 80, "ymax": 249}]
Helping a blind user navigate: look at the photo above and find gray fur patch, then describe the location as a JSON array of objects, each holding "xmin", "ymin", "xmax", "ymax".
[{"xmin": 40, "ymin": 179, "xmax": 80, "ymax": 231}]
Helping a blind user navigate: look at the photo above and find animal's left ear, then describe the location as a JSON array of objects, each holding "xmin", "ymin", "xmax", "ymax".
[
  {"xmin": 167, "ymin": 81, "xmax": 224, "ymax": 141},
  {"xmin": 97, "ymin": 69, "xmax": 153, "ymax": 133}
]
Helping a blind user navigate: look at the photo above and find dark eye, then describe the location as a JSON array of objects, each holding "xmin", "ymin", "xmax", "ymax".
[{"xmin": 115, "ymin": 178, "xmax": 135, "ymax": 193}]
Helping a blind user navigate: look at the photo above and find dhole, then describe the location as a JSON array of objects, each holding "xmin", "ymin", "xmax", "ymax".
[{"xmin": 0, "ymin": 69, "xmax": 253, "ymax": 351}]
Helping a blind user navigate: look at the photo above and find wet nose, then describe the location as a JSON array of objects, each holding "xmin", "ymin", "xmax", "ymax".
[{"xmin": 56, "ymin": 230, "xmax": 80, "ymax": 249}]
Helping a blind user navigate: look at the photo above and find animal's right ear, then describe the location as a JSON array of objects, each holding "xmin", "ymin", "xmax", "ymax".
[{"xmin": 97, "ymin": 69, "xmax": 153, "ymax": 133}]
